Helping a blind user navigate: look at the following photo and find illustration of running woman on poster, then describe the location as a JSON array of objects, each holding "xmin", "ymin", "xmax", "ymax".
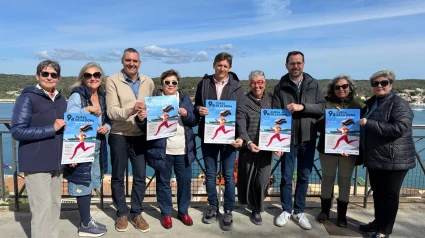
[
  {"xmin": 332, "ymin": 118, "xmax": 358, "ymax": 150},
  {"xmin": 266, "ymin": 118, "xmax": 289, "ymax": 147},
  {"xmin": 211, "ymin": 109, "xmax": 234, "ymax": 140},
  {"xmin": 154, "ymin": 104, "xmax": 177, "ymax": 136},
  {"xmin": 69, "ymin": 124, "xmax": 94, "ymax": 160}
]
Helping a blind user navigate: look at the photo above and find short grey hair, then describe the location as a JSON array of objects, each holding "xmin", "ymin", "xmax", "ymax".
[
  {"xmin": 369, "ymin": 70, "xmax": 395, "ymax": 85},
  {"xmin": 36, "ymin": 60, "xmax": 61, "ymax": 75},
  {"xmin": 248, "ymin": 70, "xmax": 265, "ymax": 81},
  {"xmin": 326, "ymin": 74, "xmax": 356, "ymax": 101},
  {"xmin": 70, "ymin": 62, "xmax": 106, "ymax": 90}
]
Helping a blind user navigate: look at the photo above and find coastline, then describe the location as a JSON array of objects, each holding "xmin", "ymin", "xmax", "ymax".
[{"xmin": 0, "ymin": 99, "xmax": 15, "ymax": 103}]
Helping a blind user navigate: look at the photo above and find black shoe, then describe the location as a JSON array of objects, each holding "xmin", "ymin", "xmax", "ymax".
[
  {"xmin": 317, "ymin": 197, "xmax": 332, "ymax": 223},
  {"xmin": 202, "ymin": 205, "xmax": 218, "ymax": 224},
  {"xmin": 250, "ymin": 210, "xmax": 262, "ymax": 225},
  {"xmin": 370, "ymin": 231, "xmax": 389, "ymax": 238},
  {"xmin": 222, "ymin": 210, "xmax": 233, "ymax": 231},
  {"xmin": 336, "ymin": 199, "xmax": 348, "ymax": 228},
  {"xmin": 360, "ymin": 221, "xmax": 378, "ymax": 232}
]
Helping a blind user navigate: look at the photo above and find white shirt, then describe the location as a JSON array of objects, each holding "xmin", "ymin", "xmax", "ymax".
[
  {"xmin": 36, "ymin": 84, "xmax": 59, "ymax": 101},
  {"xmin": 165, "ymin": 91, "xmax": 186, "ymax": 155},
  {"xmin": 213, "ymin": 76, "xmax": 229, "ymax": 100}
]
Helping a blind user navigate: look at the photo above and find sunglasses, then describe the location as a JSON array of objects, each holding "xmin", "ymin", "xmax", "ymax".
[
  {"xmin": 250, "ymin": 80, "xmax": 265, "ymax": 86},
  {"xmin": 84, "ymin": 72, "xmax": 102, "ymax": 80},
  {"xmin": 40, "ymin": 72, "xmax": 59, "ymax": 79},
  {"xmin": 371, "ymin": 80, "xmax": 389, "ymax": 87},
  {"xmin": 334, "ymin": 84, "xmax": 349, "ymax": 90},
  {"xmin": 164, "ymin": 80, "xmax": 178, "ymax": 86}
]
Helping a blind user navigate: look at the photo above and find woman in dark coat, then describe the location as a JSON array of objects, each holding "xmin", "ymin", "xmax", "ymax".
[
  {"xmin": 136, "ymin": 69, "xmax": 196, "ymax": 229},
  {"xmin": 316, "ymin": 75, "xmax": 362, "ymax": 227},
  {"xmin": 358, "ymin": 70, "xmax": 415, "ymax": 238},
  {"xmin": 65, "ymin": 62, "xmax": 109, "ymax": 237},
  {"xmin": 237, "ymin": 70, "xmax": 282, "ymax": 225}
]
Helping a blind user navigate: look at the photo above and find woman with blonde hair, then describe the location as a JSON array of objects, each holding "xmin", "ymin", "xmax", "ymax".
[{"xmin": 64, "ymin": 62, "xmax": 110, "ymax": 237}]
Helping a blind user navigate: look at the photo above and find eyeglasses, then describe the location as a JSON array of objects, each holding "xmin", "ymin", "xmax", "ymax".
[
  {"xmin": 40, "ymin": 72, "xmax": 59, "ymax": 79},
  {"xmin": 371, "ymin": 80, "xmax": 390, "ymax": 87},
  {"xmin": 84, "ymin": 72, "xmax": 102, "ymax": 80},
  {"xmin": 250, "ymin": 80, "xmax": 265, "ymax": 86},
  {"xmin": 164, "ymin": 80, "xmax": 178, "ymax": 86},
  {"xmin": 334, "ymin": 84, "xmax": 349, "ymax": 90}
]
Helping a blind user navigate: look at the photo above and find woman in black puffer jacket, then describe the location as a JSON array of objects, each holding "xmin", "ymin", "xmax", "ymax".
[{"xmin": 358, "ymin": 70, "xmax": 415, "ymax": 238}]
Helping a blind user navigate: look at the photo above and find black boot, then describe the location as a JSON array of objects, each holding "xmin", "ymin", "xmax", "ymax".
[
  {"xmin": 337, "ymin": 199, "xmax": 349, "ymax": 228},
  {"xmin": 317, "ymin": 197, "xmax": 332, "ymax": 223}
]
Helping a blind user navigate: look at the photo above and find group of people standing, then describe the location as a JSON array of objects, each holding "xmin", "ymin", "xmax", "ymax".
[{"xmin": 10, "ymin": 49, "xmax": 415, "ymax": 238}]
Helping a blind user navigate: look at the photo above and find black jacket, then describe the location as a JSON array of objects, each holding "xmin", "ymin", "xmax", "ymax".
[
  {"xmin": 362, "ymin": 92, "xmax": 416, "ymax": 170},
  {"xmin": 272, "ymin": 72, "xmax": 325, "ymax": 144},
  {"xmin": 194, "ymin": 72, "xmax": 248, "ymax": 142}
]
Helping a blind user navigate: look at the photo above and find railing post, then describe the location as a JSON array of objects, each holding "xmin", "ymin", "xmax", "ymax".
[
  {"xmin": 0, "ymin": 134, "xmax": 5, "ymax": 201},
  {"xmin": 354, "ymin": 166, "xmax": 358, "ymax": 196},
  {"xmin": 363, "ymin": 169, "xmax": 369, "ymax": 209},
  {"xmin": 12, "ymin": 138, "xmax": 19, "ymax": 211}
]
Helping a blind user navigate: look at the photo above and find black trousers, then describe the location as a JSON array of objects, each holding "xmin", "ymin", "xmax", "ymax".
[{"xmin": 368, "ymin": 168, "xmax": 408, "ymax": 235}]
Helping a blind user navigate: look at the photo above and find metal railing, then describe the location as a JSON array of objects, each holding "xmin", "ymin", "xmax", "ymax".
[{"xmin": 1, "ymin": 118, "xmax": 425, "ymax": 211}]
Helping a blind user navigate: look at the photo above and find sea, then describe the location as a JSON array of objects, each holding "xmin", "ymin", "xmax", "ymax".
[{"xmin": 1, "ymin": 103, "xmax": 425, "ymax": 188}]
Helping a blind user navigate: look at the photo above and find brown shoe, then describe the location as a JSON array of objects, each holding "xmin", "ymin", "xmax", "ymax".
[
  {"xmin": 131, "ymin": 214, "xmax": 150, "ymax": 232},
  {"xmin": 115, "ymin": 216, "xmax": 128, "ymax": 232}
]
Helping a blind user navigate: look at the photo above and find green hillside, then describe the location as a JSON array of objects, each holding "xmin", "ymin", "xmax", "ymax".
[{"xmin": 0, "ymin": 73, "xmax": 423, "ymax": 100}]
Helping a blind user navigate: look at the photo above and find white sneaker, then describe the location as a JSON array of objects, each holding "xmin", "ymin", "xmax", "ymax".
[
  {"xmin": 292, "ymin": 213, "xmax": 312, "ymax": 230},
  {"xmin": 275, "ymin": 211, "xmax": 291, "ymax": 227}
]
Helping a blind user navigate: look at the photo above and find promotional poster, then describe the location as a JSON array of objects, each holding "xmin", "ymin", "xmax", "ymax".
[
  {"xmin": 61, "ymin": 113, "xmax": 98, "ymax": 164},
  {"xmin": 204, "ymin": 100, "xmax": 236, "ymax": 144},
  {"xmin": 145, "ymin": 95, "xmax": 179, "ymax": 140},
  {"xmin": 259, "ymin": 109, "xmax": 292, "ymax": 152},
  {"xmin": 324, "ymin": 109, "xmax": 361, "ymax": 155}
]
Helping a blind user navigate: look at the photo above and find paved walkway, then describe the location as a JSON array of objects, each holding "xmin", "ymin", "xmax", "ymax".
[{"xmin": 0, "ymin": 201, "xmax": 424, "ymax": 238}]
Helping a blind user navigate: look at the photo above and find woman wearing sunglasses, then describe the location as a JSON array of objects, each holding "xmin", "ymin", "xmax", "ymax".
[
  {"xmin": 11, "ymin": 60, "xmax": 67, "ymax": 238},
  {"xmin": 358, "ymin": 70, "xmax": 415, "ymax": 238},
  {"xmin": 64, "ymin": 62, "xmax": 110, "ymax": 237},
  {"xmin": 136, "ymin": 69, "xmax": 196, "ymax": 229},
  {"xmin": 316, "ymin": 74, "xmax": 362, "ymax": 227}
]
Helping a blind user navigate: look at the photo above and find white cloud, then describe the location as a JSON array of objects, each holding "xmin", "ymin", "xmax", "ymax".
[
  {"xmin": 33, "ymin": 48, "xmax": 122, "ymax": 62},
  {"xmin": 0, "ymin": 57, "xmax": 10, "ymax": 61},
  {"xmin": 253, "ymin": 0, "xmax": 291, "ymax": 18},
  {"xmin": 207, "ymin": 44, "xmax": 234, "ymax": 51},
  {"xmin": 142, "ymin": 45, "xmax": 209, "ymax": 64}
]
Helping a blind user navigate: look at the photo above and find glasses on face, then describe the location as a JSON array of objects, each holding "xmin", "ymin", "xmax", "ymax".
[
  {"xmin": 371, "ymin": 80, "xmax": 390, "ymax": 87},
  {"xmin": 334, "ymin": 84, "xmax": 349, "ymax": 90},
  {"xmin": 40, "ymin": 72, "xmax": 59, "ymax": 79},
  {"xmin": 164, "ymin": 80, "xmax": 178, "ymax": 86},
  {"xmin": 84, "ymin": 72, "xmax": 102, "ymax": 80},
  {"xmin": 250, "ymin": 80, "xmax": 265, "ymax": 86},
  {"xmin": 288, "ymin": 62, "xmax": 304, "ymax": 67}
]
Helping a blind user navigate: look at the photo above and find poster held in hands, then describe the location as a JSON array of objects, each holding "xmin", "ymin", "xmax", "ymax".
[
  {"xmin": 61, "ymin": 113, "xmax": 98, "ymax": 164},
  {"xmin": 259, "ymin": 109, "xmax": 291, "ymax": 152},
  {"xmin": 145, "ymin": 95, "xmax": 179, "ymax": 141},
  {"xmin": 324, "ymin": 109, "xmax": 360, "ymax": 155},
  {"xmin": 204, "ymin": 100, "xmax": 236, "ymax": 144}
]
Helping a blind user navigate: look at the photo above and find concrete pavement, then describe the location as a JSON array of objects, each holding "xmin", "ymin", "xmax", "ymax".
[{"xmin": 0, "ymin": 200, "xmax": 424, "ymax": 238}]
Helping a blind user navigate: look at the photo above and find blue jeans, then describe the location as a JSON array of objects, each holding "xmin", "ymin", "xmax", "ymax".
[
  {"xmin": 202, "ymin": 143, "xmax": 236, "ymax": 212},
  {"xmin": 109, "ymin": 134, "xmax": 146, "ymax": 219},
  {"xmin": 280, "ymin": 140, "xmax": 315, "ymax": 214},
  {"xmin": 156, "ymin": 154, "xmax": 192, "ymax": 216}
]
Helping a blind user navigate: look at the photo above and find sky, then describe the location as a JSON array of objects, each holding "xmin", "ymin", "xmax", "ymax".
[{"xmin": 1, "ymin": 0, "xmax": 425, "ymax": 80}]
